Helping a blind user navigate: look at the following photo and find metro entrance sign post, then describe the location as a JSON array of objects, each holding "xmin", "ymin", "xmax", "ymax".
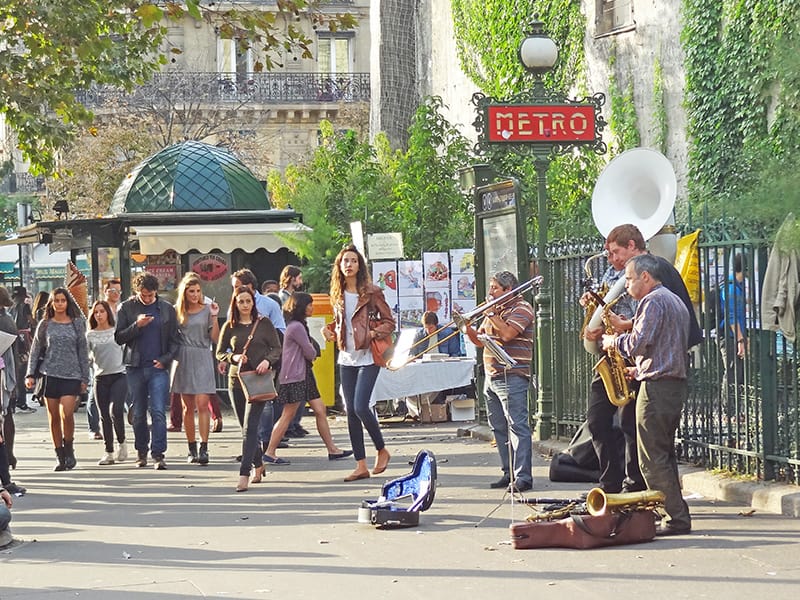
[{"xmin": 470, "ymin": 17, "xmax": 607, "ymax": 440}]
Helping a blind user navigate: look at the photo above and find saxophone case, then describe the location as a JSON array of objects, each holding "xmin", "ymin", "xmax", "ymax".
[{"xmin": 510, "ymin": 509, "xmax": 657, "ymax": 550}]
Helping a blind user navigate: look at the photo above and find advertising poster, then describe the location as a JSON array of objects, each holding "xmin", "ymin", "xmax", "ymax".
[
  {"xmin": 372, "ymin": 261, "xmax": 399, "ymax": 316},
  {"xmin": 189, "ymin": 253, "xmax": 231, "ymax": 309},
  {"xmin": 398, "ymin": 295, "xmax": 425, "ymax": 329},
  {"xmin": 450, "ymin": 247, "xmax": 476, "ymax": 321},
  {"xmin": 397, "ymin": 260, "xmax": 423, "ymax": 292}
]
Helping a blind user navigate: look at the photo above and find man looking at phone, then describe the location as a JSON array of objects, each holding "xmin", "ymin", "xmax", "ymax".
[{"xmin": 115, "ymin": 274, "xmax": 178, "ymax": 470}]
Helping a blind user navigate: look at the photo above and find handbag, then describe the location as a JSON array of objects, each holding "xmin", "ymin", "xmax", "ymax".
[
  {"xmin": 31, "ymin": 320, "xmax": 47, "ymax": 401},
  {"xmin": 236, "ymin": 319, "xmax": 278, "ymax": 402},
  {"xmin": 509, "ymin": 509, "xmax": 657, "ymax": 550},
  {"xmin": 368, "ymin": 301, "xmax": 394, "ymax": 368}
]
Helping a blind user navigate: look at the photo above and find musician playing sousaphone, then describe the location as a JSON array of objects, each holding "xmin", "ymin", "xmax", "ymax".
[
  {"xmin": 462, "ymin": 271, "xmax": 535, "ymax": 493},
  {"xmin": 583, "ymin": 225, "xmax": 703, "ymax": 498}
]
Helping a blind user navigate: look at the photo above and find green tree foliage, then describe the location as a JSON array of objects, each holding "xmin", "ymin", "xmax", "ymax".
[
  {"xmin": 450, "ymin": 0, "xmax": 602, "ymax": 240},
  {"xmin": 682, "ymin": 0, "xmax": 800, "ymax": 234},
  {"xmin": 269, "ymin": 100, "xmax": 475, "ymax": 292},
  {"xmin": 0, "ymin": 0, "xmax": 356, "ymax": 175}
]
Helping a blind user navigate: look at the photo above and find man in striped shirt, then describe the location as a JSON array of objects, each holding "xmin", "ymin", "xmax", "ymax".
[{"xmin": 465, "ymin": 271, "xmax": 535, "ymax": 493}]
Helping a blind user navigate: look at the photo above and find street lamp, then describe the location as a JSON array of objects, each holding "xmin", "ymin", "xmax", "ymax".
[
  {"xmin": 470, "ymin": 16, "xmax": 606, "ymax": 441},
  {"xmin": 520, "ymin": 17, "xmax": 558, "ymax": 440}
]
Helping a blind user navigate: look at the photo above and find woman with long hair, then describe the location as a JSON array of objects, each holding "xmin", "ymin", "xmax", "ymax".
[
  {"xmin": 25, "ymin": 288, "xmax": 89, "ymax": 471},
  {"xmin": 216, "ymin": 286, "xmax": 281, "ymax": 492},
  {"xmin": 172, "ymin": 273, "xmax": 220, "ymax": 465},
  {"xmin": 263, "ymin": 292, "xmax": 351, "ymax": 464},
  {"xmin": 322, "ymin": 244, "xmax": 394, "ymax": 481},
  {"xmin": 86, "ymin": 300, "xmax": 128, "ymax": 465}
]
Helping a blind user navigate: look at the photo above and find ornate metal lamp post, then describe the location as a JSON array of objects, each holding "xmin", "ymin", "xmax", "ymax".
[
  {"xmin": 471, "ymin": 17, "xmax": 606, "ymax": 440},
  {"xmin": 519, "ymin": 20, "xmax": 558, "ymax": 440}
]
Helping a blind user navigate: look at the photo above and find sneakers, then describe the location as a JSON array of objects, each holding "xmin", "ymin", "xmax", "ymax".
[
  {"xmin": 136, "ymin": 454, "xmax": 148, "ymax": 468},
  {"xmin": 154, "ymin": 456, "xmax": 167, "ymax": 470},
  {"xmin": 489, "ymin": 475, "xmax": 511, "ymax": 489},
  {"xmin": 89, "ymin": 431, "xmax": 102, "ymax": 440},
  {"xmin": 15, "ymin": 405, "xmax": 36, "ymax": 414},
  {"xmin": 98, "ymin": 452, "xmax": 115, "ymax": 465},
  {"xmin": 4, "ymin": 482, "xmax": 26, "ymax": 496},
  {"xmin": 508, "ymin": 480, "xmax": 533, "ymax": 493},
  {"xmin": 115, "ymin": 442, "xmax": 128, "ymax": 462}
]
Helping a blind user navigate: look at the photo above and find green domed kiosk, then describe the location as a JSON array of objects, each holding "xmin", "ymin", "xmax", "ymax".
[{"xmin": 27, "ymin": 140, "xmax": 308, "ymax": 300}]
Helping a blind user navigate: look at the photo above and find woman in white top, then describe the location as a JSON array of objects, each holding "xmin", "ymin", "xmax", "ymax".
[
  {"xmin": 322, "ymin": 245, "xmax": 394, "ymax": 482},
  {"xmin": 86, "ymin": 300, "xmax": 127, "ymax": 465}
]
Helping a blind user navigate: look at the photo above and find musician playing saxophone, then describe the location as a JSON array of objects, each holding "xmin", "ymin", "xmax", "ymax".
[
  {"xmin": 463, "ymin": 271, "xmax": 535, "ymax": 493},
  {"xmin": 584, "ymin": 225, "xmax": 703, "ymax": 497},
  {"xmin": 582, "ymin": 235, "xmax": 643, "ymax": 496},
  {"xmin": 602, "ymin": 253, "xmax": 692, "ymax": 536}
]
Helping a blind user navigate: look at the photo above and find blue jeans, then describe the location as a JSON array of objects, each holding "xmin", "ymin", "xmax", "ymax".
[
  {"xmin": 0, "ymin": 502, "xmax": 10, "ymax": 531},
  {"xmin": 339, "ymin": 364, "xmax": 384, "ymax": 461},
  {"xmin": 127, "ymin": 366, "xmax": 169, "ymax": 458},
  {"xmin": 485, "ymin": 374, "xmax": 533, "ymax": 485}
]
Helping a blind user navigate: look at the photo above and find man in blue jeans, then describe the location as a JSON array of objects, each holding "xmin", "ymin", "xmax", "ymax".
[
  {"xmin": 115, "ymin": 274, "xmax": 178, "ymax": 470},
  {"xmin": 464, "ymin": 271, "xmax": 535, "ymax": 493},
  {"xmin": 0, "ymin": 487, "xmax": 13, "ymax": 548}
]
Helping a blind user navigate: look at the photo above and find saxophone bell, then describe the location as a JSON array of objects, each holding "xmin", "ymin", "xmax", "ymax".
[{"xmin": 585, "ymin": 487, "xmax": 666, "ymax": 516}]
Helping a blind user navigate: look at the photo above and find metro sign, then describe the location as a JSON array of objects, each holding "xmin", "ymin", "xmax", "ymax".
[{"xmin": 486, "ymin": 104, "xmax": 597, "ymax": 144}]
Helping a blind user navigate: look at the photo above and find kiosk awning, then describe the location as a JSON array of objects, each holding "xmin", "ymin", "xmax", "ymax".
[{"xmin": 131, "ymin": 222, "xmax": 311, "ymax": 255}]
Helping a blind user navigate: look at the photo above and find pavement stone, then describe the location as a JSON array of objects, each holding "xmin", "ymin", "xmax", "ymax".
[
  {"xmin": 2, "ymin": 408, "xmax": 800, "ymax": 599},
  {"xmin": 457, "ymin": 423, "xmax": 800, "ymax": 518}
]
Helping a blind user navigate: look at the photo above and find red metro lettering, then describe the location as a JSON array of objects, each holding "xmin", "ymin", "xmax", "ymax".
[{"xmin": 487, "ymin": 105, "xmax": 596, "ymax": 143}]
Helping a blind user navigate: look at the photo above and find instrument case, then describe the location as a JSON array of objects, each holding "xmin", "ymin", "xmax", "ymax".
[
  {"xmin": 510, "ymin": 509, "xmax": 657, "ymax": 549},
  {"xmin": 358, "ymin": 449, "xmax": 437, "ymax": 529}
]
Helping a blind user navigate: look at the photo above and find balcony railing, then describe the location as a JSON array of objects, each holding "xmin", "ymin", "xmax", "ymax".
[{"xmin": 76, "ymin": 72, "xmax": 370, "ymax": 108}]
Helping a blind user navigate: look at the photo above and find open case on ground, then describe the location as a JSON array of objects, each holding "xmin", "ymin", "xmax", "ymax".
[{"xmin": 358, "ymin": 449, "xmax": 437, "ymax": 528}]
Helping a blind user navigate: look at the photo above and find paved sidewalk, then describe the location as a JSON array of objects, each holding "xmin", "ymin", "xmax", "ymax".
[
  {"xmin": 2, "ymin": 408, "xmax": 800, "ymax": 599},
  {"xmin": 458, "ymin": 424, "xmax": 800, "ymax": 519}
]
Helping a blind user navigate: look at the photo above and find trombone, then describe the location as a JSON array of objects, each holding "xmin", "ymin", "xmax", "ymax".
[{"xmin": 386, "ymin": 275, "xmax": 543, "ymax": 370}]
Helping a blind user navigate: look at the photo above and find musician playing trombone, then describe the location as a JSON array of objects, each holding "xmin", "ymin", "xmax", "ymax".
[{"xmin": 463, "ymin": 271, "xmax": 535, "ymax": 493}]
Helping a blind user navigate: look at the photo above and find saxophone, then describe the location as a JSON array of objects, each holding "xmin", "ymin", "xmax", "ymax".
[
  {"xmin": 593, "ymin": 295, "xmax": 636, "ymax": 407},
  {"xmin": 579, "ymin": 251, "xmax": 608, "ymax": 342}
]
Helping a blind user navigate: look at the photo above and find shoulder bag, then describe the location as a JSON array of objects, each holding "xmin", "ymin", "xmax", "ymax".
[
  {"xmin": 236, "ymin": 318, "xmax": 277, "ymax": 402},
  {"xmin": 31, "ymin": 320, "xmax": 48, "ymax": 402},
  {"xmin": 368, "ymin": 297, "xmax": 394, "ymax": 368}
]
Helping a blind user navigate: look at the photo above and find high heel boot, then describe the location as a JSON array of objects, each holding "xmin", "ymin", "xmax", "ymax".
[
  {"xmin": 63, "ymin": 440, "xmax": 77, "ymax": 470},
  {"xmin": 187, "ymin": 441, "xmax": 198, "ymax": 464},
  {"xmin": 198, "ymin": 442, "xmax": 209, "ymax": 465},
  {"xmin": 54, "ymin": 447, "xmax": 67, "ymax": 472}
]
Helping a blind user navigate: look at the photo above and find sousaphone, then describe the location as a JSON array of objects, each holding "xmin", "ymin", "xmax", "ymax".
[{"xmin": 583, "ymin": 148, "xmax": 677, "ymax": 354}]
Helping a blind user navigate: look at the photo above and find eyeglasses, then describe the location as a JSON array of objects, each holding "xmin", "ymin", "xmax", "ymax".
[{"xmin": 105, "ymin": 289, "xmax": 121, "ymax": 295}]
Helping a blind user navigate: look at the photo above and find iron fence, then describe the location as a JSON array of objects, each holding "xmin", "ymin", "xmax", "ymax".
[{"xmin": 545, "ymin": 223, "xmax": 799, "ymax": 484}]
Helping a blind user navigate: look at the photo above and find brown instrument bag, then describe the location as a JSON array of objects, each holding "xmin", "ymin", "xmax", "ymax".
[{"xmin": 510, "ymin": 509, "xmax": 657, "ymax": 550}]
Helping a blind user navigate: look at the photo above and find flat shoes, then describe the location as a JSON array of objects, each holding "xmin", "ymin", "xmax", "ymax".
[
  {"xmin": 344, "ymin": 471, "xmax": 370, "ymax": 482},
  {"xmin": 328, "ymin": 450, "xmax": 354, "ymax": 461}
]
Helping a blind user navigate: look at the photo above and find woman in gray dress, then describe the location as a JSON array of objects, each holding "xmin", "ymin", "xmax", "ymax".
[{"xmin": 172, "ymin": 273, "xmax": 220, "ymax": 465}]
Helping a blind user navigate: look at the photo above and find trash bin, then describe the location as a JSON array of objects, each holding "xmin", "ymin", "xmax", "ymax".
[{"xmin": 310, "ymin": 293, "xmax": 336, "ymax": 407}]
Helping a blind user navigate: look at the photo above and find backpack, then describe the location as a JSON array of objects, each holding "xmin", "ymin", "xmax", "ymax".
[{"xmin": 702, "ymin": 282, "xmax": 723, "ymax": 333}]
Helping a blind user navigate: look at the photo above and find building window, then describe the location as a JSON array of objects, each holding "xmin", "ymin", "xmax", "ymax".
[
  {"xmin": 317, "ymin": 33, "xmax": 353, "ymax": 74},
  {"xmin": 217, "ymin": 37, "xmax": 252, "ymax": 79},
  {"xmin": 595, "ymin": 0, "xmax": 635, "ymax": 37}
]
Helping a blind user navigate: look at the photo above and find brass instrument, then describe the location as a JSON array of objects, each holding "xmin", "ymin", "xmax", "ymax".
[
  {"xmin": 386, "ymin": 276, "xmax": 543, "ymax": 370},
  {"xmin": 594, "ymin": 294, "xmax": 636, "ymax": 407},
  {"xmin": 585, "ymin": 487, "xmax": 666, "ymax": 516}
]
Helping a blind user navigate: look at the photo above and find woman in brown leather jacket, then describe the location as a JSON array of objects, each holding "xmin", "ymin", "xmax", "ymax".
[{"xmin": 322, "ymin": 245, "xmax": 395, "ymax": 481}]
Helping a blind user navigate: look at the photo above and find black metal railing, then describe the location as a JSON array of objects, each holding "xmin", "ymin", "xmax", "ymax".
[
  {"xmin": 545, "ymin": 224, "xmax": 799, "ymax": 485},
  {"xmin": 76, "ymin": 72, "xmax": 370, "ymax": 108}
]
